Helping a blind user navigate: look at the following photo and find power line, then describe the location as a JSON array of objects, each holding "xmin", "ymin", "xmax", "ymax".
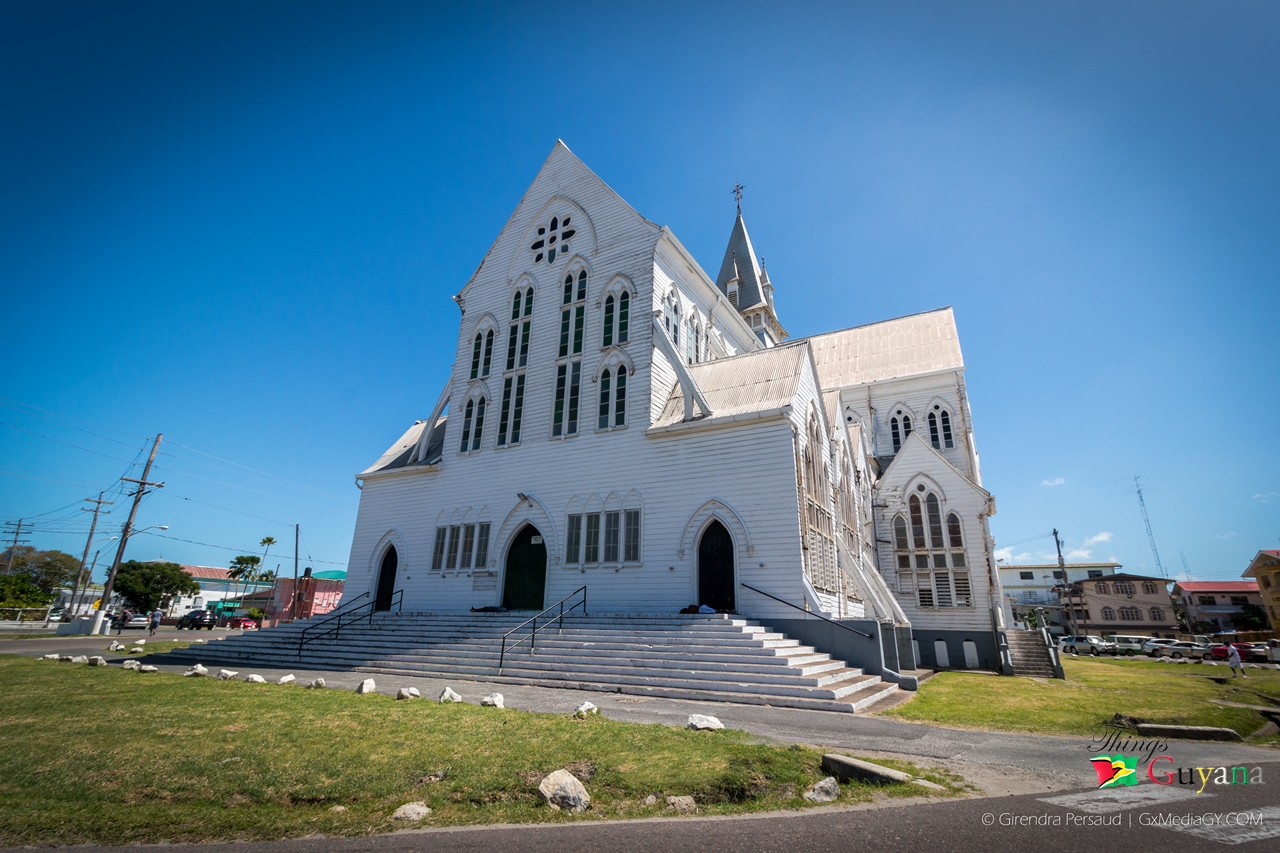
[
  {"xmin": 0, "ymin": 396, "xmax": 150, "ymax": 440},
  {"xmin": 0, "ymin": 420, "xmax": 144, "ymax": 464},
  {"xmin": 141, "ymin": 531, "xmax": 346, "ymax": 565}
]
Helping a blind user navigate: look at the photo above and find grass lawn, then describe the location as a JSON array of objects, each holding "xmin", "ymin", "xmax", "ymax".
[
  {"xmin": 884, "ymin": 656, "xmax": 1280, "ymax": 743},
  {"xmin": 0, "ymin": 656, "xmax": 961, "ymax": 846}
]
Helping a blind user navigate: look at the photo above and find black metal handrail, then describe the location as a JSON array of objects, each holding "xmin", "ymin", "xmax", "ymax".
[
  {"xmin": 740, "ymin": 582, "xmax": 873, "ymax": 639},
  {"xmin": 498, "ymin": 586, "xmax": 586, "ymax": 672},
  {"xmin": 297, "ymin": 589, "xmax": 402, "ymax": 658}
]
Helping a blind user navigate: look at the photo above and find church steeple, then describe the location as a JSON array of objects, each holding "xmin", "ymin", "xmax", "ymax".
[{"xmin": 713, "ymin": 194, "xmax": 787, "ymax": 346}]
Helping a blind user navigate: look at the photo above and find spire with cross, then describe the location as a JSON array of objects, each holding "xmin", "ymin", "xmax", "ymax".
[{"xmin": 732, "ymin": 182, "xmax": 745, "ymax": 208}]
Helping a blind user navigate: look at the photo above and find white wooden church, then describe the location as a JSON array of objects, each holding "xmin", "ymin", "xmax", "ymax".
[{"xmin": 347, "ymin": 142, "xmax": 1008, "ymax": 672}]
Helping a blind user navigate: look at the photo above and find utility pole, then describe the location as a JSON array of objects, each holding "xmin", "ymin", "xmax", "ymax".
[
  {"xmin": 4, "ymin": 519, "xmax": 28, "ymax": 572},
  {"xmin": 291, "ymin": 524, "xmax": 299, "ymax": 621},
  {"xmin": 1053, "ymin": 528, "xmax": 1075, "ymax": 634},
  {"xmin": 68, "ymin": 494, "xmax": 112, "ymax": 619},
  {"xmin": 92, "ymin": 435, "xmax": 165, "ymax": 635}
]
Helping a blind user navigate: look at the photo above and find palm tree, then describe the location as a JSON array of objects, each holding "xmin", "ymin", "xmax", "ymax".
[{"xmin": 227, "ymin": 555, "xmax": 261, "ymax": 621}]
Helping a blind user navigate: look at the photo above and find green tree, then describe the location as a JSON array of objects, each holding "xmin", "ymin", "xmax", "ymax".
[
  {"xmin": 227, "ymin": 555, "xmax": 261, "ymax": 612},
  {"xmin": 113, "ymin": 561, "xmax": 200, "ymax": 612},
  {"xmin": 2, "ymin": 546, "xmax": 81, "ymax": 593},
  {"xmin": 0, "ymin": 574, "xmax": 54, "ymax": 607},
  {"xmin": 1236, "ymin": 602, "xmax": 1270, "ymax": 631}
]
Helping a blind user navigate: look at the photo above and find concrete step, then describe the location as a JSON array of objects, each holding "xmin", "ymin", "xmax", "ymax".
[{"xmin": 159, "ymin": 611, "xmax": 897, "ymax": 713}]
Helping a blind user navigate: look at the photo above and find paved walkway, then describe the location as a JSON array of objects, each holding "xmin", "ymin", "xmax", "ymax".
[{"xmin": 6, "ymin": 633, "xmax": 1277, "ymax": 797}]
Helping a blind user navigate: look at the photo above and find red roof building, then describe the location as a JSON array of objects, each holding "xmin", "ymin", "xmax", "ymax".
[{"xmin": 1172, "ymin": 579, "xmax": 1263, "ymax": 632}]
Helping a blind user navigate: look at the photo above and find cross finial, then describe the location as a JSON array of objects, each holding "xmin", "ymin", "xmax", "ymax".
[{"xmin": 732, "ymin": 182, "xmax": 745, "ymax": 207}]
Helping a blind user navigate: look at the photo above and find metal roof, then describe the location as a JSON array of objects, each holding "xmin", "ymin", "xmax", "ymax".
[
  {"xmin": 654, "ymin": 341, "xmax": 809, "ymax": 428},
  {"xmin": 804, "ymin": 307, "xmax": 965, "ymax": 388},
  {"xmin": 1173, "ymin": 581, "xmax": 1259, "ymax": 592},
  {"xmin": 713, "ymin": 209, "xmax": 765, "ymax": 310}
]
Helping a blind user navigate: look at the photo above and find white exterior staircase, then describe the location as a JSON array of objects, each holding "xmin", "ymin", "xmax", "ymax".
[{"xmin": 164, "ymin": 612, "xmax": 897, "ymax": 713}]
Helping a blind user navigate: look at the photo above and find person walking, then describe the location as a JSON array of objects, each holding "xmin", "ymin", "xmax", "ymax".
[
  {"xmin": 148, "ymin": 607, "xmax": 163, "ymax": 637},
  {"xmin": 1227, "ymin": 644, "xmax": 1247, "ymax": 678},
  {"xmin": 116, "ymin": 609, "xmax": 131, "ymax": 635}
]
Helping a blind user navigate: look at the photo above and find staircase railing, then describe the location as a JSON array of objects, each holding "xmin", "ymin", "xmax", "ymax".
[
  {"xmin": 741, "ymin": 583, "xmax": 873, "ymax": 639},
  {"xmin": 296, "ymin": 590, "xmax": 402, "ymax": 659},
  {"xmin": 498, "ymin": 586, "xmax": 586, "ymax": 672}
]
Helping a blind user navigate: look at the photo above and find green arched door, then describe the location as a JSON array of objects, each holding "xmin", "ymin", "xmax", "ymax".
[{"xmin": 502, "ymin": 524, "xmax": 546, "ymax": 610}]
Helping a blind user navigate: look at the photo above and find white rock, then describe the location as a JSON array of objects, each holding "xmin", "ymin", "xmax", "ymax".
[
  {"xmin": 218, "ymin": 669, "xmax": 239, "ymax": 680},
  {"xmin": 245, "ymin": 674, "xmax": 266, "ymax": 683},
  {"xmin": 356, "ymin": 678, "xmax": 377, "ymax": 695},
  {"xmin": 87, "ymin": 656, "xmax": 107, "ymax": 667},
  {"xmin": 480, "ymin": 692, "xmax": 504, "ymax": 709},
  {"xmin": 70, "ymin": 655, "xmax": 89, "ymax": 664},
  {"xmin": 666, "ymin": 795, "xmax": 697, "ymax": 814},
  {"xmin": 537, "ymin": 769, "xmax": 590, "ymax": 813},
  {"xmin": 687, "ymin": 714, "xmax": 724, "ymax": 730},
  {"xmin": 195, "ymin": 638, "xmax": 205, "ymax": 643},
  {"xmin": 122, "ymin": 659, "xmax": 141, "ymax": 670},
  {"xmin": 108, "ymin": 642, "xmax": 122, "ymax": 651},
  {"xmin": 803, "ymin": 776, "xmax": 840, "ymax": 803},
  {"xmin": 183, "ymin": 666, "xmax": 206, "ymax": 677},
  {"xmin": 329, "ymin": 805, "xmax": 347, "ymax": 813},
  {"xmin": 277, "ymin": 674, "xmax": 295, "ymax": 685},
  {"xmin": 139, "ymin": 665, "xmax": 159, "ymax": 673},
  {"xmin": 439, "ymin": 687, "xmax": 462, "ymax": 703},
  {"xmin": 129, "ymin": 647, "xmax": 144, "ymax": 654},
  {"xmin": 42, "ymin": 653, "xmax": 59, "ymax": 660},
  {"xmin": 396, "ymin": 687, "xmax": 420, "ymax": 700},
  {"xmin": 391, "ymin": 801, "xmax": 431, "ymax": 821},
  {"xmin": 573, "ymin": 701, "xmax": 599, "ymax": 719},
  {"xmin": 643, "ymin": 794, "xmax": 658, "ymax": 806},
  {"xmin": 59, "ymin": 655, "xmax": 75, "ymax": 662},
  {"xmin": 307, "ymin": 678, "xmax": 326, "ymax": 689},
  {"xmin": 135, "ymin": 639, "xmax": 145, "ymax": 645}
]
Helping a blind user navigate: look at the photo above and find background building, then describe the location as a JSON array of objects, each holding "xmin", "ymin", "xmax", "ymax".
[
  {"xmin": 1172, "ymin": 580, "xmax": 1264, "ymax": 632},
  {"xmin": 1243, "ymin": 550, "xmax": 1280, "ymax": 629},
  {"xmin": 999, "ymin": 561, "xmax": 1121, "ymax": 633}
]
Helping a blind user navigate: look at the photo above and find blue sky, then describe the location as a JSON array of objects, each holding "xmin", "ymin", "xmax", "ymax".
[{"xmin": 2, "ymin": 1, "xmax": 1276, "ymax": 582}]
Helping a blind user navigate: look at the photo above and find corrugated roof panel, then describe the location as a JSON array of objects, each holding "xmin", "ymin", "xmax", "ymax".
[
  {"xmin": 654, "ymin": 341, "xmax": 808, "ymax": 427},
  {"xmin": 806, "ymin": 308, "xmax": 964, "ymax": 389}
]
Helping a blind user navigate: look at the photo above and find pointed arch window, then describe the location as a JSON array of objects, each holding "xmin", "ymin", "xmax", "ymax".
[
  {"xmin": 908, "ymin": 495, "xmax": 927, "ymax": 550},
  {"xmin": 896, "ymin": 488, "xmax": 972, "ymax": 608},
  {"xmin": 470, "ymin": 334, "xmax": 483, "ymax": 380},
  {"xmin": 459, "ymin": 400, "xmax": 474, "ymax": 453},
  {"xmin": 603, "ymin": 295, "xmax": 615, "ymax": 347},
  {"xmin": 470, "ymin": 397, "xmax": 485, "ymax": 451},
  {"xmin": 800, "ymin": 413, "xmax": 838, "ymax": 596},
  {"xmin": 530, "ymin": 214, "xmax": 575, "ymax": 264},
  {"xmin": 481, "ymin": 330, "xmax": 493, "ymax": 377},
  {"xmin": 891, "ymin": 417, "xmax": 902, "ymax": 453},
  {"xmin": 598, "ymin": 368, "xmax": 611, "ymax": 430},
  {"xmin": 617, "ymin": 291, "xmax": 629, "ymax": 343},
  {"xmin": 928, "ymin": 406, "xmax": 955, "ymax": 449},
  {"xmin": 506, "ymin": 288, "xmax": 533, "ymax": 371}
]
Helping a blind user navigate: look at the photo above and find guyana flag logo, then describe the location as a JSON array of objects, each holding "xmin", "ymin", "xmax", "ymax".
[{"xmin": 1090, "ymin": 754, "xmax": 1138, "ymax": 788}]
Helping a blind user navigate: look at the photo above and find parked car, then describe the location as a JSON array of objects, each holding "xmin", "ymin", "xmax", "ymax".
[
  {"xmin": 176, "ymin": 609, "xmax": 218, "ymax": 630},
  {"xmin": 1106, "ymin": 635, "xmax": 1152, "ymax": 656},
  {"xmin": 1151, "ymin": 640, "xmax": 1213, "ymax": 660},
  {"xmin": 225, "ymin": 616, "xmax": 257, "ymax": 630},
  {"xmin": 1141, "ymin": 638, "xmax": 1177, "ymax": 655},
  {"xmin": 1207, "ymin": 642, "xmax": 1264, "ymax": 662},
  {"xmin": 111, "ymin": 613, "xmax": 150, "ymax": 630},
  {"xmin": 1261, "ymin": 639, "xmax": 1280, "ymax": 663},
  {"xmin": 1058, "ymin": 635, "xmax": 1115, "ymax": 655}
]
